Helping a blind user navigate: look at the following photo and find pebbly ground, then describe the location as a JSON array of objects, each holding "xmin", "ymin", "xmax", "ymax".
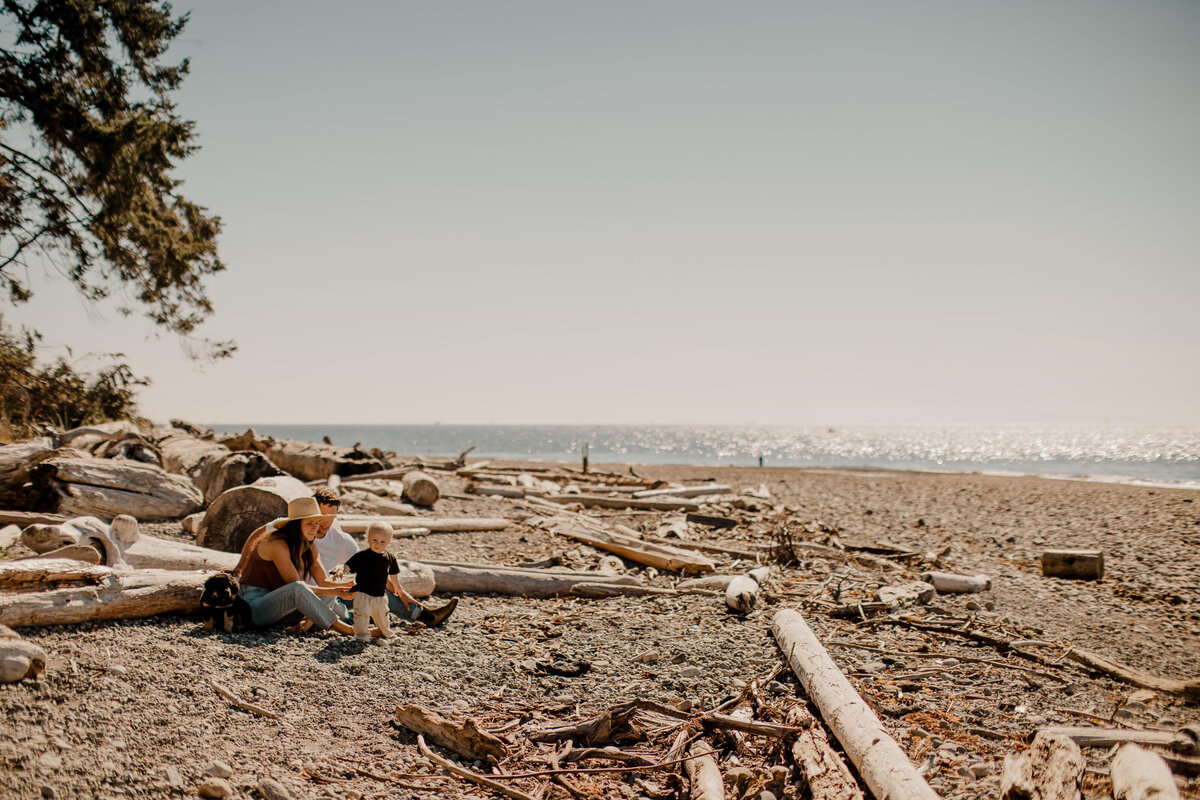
[{"xmin": 1, "ymin": 464, "xmax": 1198, "ymax": 800}]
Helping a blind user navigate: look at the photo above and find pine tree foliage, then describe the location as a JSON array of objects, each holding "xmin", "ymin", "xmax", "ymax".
[{"xmin": 0, "ymin": 0, "xmax": 232, "ymax": 359}]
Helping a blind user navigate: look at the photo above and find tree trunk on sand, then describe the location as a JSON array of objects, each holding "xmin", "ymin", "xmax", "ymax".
[
  {"xmin": 121, "ymin": 533, "xmax": 238, "ymax": 572},
  {"xmin": 401, "ymin": 471, "xmax": 440, "ymax": 507},
  {"xmin": 1110, "ymin": 744, "xmax": 1181, "ymax": 800},
  {"xmin": 155, "ymin": 428, "xmax": 282, "ymax": 504},
  {"xmin": 337, "ymin": 517, "xmax": 510, "ymax": 534},
  {"xmin": 545, "ymin": 514, "xmax": 715, "ymax": 573},
  {"xmin": 787, "ymin": 705, "xmax": 865, "ymax": 800},
  {"xmin": 683, "ymin": 740, "xmax": 724, "ymax": 800},
  {"xmin": 198, "ymin": 475, "xmax": 311, "ymax": 553},
  {"xmin": 340, "ymin": 489, "xmax": 416, "ymax": 516},
  {"xmin": 29, "ymin": 457, "xmax": 203, "ymax": 521},
  {"xmin": 0, "ymin": 558, "xmax": 209, "ymax": 628},
  {"xmin": 1041, "ymin": 550, "xmax": 1105, "ymax": 581},
  {"xmin": 0, "ymin": 623, "xmax": 47, "ymax": 682},
  {"xmin": 394, "ymin": 562, "xmax": 435, "ymax": 598},
  {"xmin": 215, "ymin": 429, "xmax": 386, "ymax": 481},
  {"xmin": 0, "ymin": 437, "xmax": 56, "ymax": 507},
  {"xmin": 1000, "ymin": 731, "xmax": 1085, "ymax": 800},
  {"xmin": 394, "ymin": 704, "xmax": 508, "ymax": 763},
  {"xmin": 418, "ymin": 559, "xmax": 641, "ymax": 598},
  {"xmin": 772, "ymin": 609, "xmax": 940, "ymax": 800}
]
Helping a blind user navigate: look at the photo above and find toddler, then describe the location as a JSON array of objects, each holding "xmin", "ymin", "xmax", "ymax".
[{"xmin": 344, "ymin": 521, "xmax": 402, "ymax": 642}]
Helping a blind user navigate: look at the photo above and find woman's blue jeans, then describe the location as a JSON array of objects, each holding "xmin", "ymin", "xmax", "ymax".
[{"xmin": 241, "ymin": 583, "xmax": 337, "ymax": 630}]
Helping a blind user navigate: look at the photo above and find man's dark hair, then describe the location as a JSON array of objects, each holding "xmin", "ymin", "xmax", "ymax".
[{"xmin": 313, "ymin": 488, "xmax": 341, "ymax": 508}]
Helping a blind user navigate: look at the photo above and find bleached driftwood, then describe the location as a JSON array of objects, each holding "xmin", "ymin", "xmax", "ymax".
[
  {"xmin": 395, "ymin": 704, "xmax": 508, "ymax": 763},
  {"xmin": 1110, "ymin": 744, "xmax": 1181, "ymax": 800},
  {"xmin": 1061, "ymin": 649, "xmax": 1200, "ymax": 702},
  {"xmin": 338, "ymin": 517, "xmax": 510, "ymax": 534},
  {"xmin": 28, "ymin": 544, "xmax": 102, "ymax": 564},
  {"xmin": 632, "ymin": 484, "xmax": 731, "ymax": 499},
  {"xmin": 340, "ymin": 489, "xmax": 416, "ymax": 516},
  {"xmin": 401, "ymin": 471, "xmax": 440, "ymax": 507},
  {"xmin": 1036, "ymin": 727, "xmax": 1200, "ymax": 754},
  {"xmin": 0, "ymin": 559, "xmax": 209, "ymax": 628},
  {"xmin": 216, "ymin": 429, "xmax": 386, "ymax": 481},
  {"xmin": 416, "ymin": 735, "xmax": 538, "ymax": 800},
  {"xmin": 29, "ymin": 457, "xmax": 204, "ymax": 521},
  {"xmin": 999, "ymin": 731, "xmax": 1084, "ymax": 800},
  {"xmin": 23, "ymin": 515, "xmax": 117, "ymax": 556},
  {"xmin": 1, "ymin": 524, "xmax": 23, "ymax": 551},
  {"xmin": 546, "ymin": 515, "xmax": 715, "ymax": 574},
  {"xmin": 772, "ymin": 609, "xmax": 939, "ymax": 800},
  {"xmin": 683, "ymin": 740, "xmax": 724, "ymax": 800},
  {"xmin": 569, "ymin": 583, "xmax": 720, "ymax": 598},
  {"xmin": 0, "ymin": 623, "xmax": 47, "ymax": 682},
  {"xmin": 724, "ymin": 575, "xmax": 759, "ymax": 613},
  {"xmin": 877, "ymin": 581, "xmax": 935, "ymax": 606},
  {"xmin": 921, "ymin": 571, "xmax": 991, "ymax": 593},
  {"xmin": 419, "ymin": 560, "xmax": 641, "ymax": 598},
  {"xmin": 198, "ymin": 475, "xmax": 312, "ymax": 553},
  {"xmin": 787, "ymin": 705, "xmax": 865, "ymax": 800},
  {"xmin": 541, "ymin": 494, "xmax": 700, "ymax": 512},
  {"xmin": 0, "ymin": 437, "xmax": 56, "ymax": 507},
  {"xmin": 1042, "ymin": 550, "xmax": 1104, "ymax": 581},
  {"xmin": 154, "ymin": 427, "xmax": 281, "ymax": 504}
]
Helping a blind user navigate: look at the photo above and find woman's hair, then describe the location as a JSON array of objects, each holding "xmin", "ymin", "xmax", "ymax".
[{"xmin": 268, "ymin": 519, "xmax": 316, "ymax": 578}]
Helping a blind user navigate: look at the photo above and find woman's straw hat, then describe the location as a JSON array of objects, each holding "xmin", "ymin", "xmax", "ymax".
[{"xmin": 284, "ymin": 496, "xmax": 332, "ymax": 523}]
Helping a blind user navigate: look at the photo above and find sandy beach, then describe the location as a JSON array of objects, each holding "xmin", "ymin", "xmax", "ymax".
[{"xmin": 2, "ymin": 462, "xmax": 1198, "ymax": 800}]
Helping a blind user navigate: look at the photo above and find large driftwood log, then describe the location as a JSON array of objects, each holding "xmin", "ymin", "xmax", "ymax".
[
  {"xmin": 216, "ymin": 429, "xmax": 386, "ymax": 481},
  {"xmin": 419, "ymin": 560, "xmax": 641, "ymax": 598},
  {"xmin": 1110, "ymin": 744, "xmax": 1181, "ymax": 800},
  {"xmin": 545, "ymin": 515, "xmax": 715, "ymax": 573},
  {"xmin": 29, "ymin": 457, "xmax": 203, "ymax": 521},
  {"xmin": 394, "ymin": 704, "xmax": 508, "ymax": 763},
  {"xmin": 0, "ymin": 437, "xmax": 56, "ymax": 507},
  {"xmin": 1036, "ymin": 727, "xmax": 1200, "ymax": 754},
  {"xmin": 0, "ymin": 623, "xmax": 47, "ymax": 682},
  {"xmin": 772, "ymin": 609, "xmax": 939, "ymax": 800},
  {"xmin": 632, "ymin": 484, "xmax": 731, "ymax": 499},
  {"xmin": 1042, "ymin": 550, "xmax": 1104, "ymax": 580},
  {"xmin": 155, "ymin": 427, "xmax": 281, "ymax": 504},
  {"xmin": 400, "ymin": 471, "xmax": 440, "ymax": 507},
  {"xmin": 58, "ymin": 421, "xmax": 140, "ymax": 448},
  {"xmin": 999, "ymin": 731, "xmax": 1084, "ymax": 800},
  {"xmin": 0, "ymin": 559, "xmax": 209, "ymax": 628},
  {"xmin": 198, "ymin": 475, "xmax": 312, "ymax": 553}
]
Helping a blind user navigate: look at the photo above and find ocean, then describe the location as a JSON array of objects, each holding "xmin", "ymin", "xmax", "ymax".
[{"xmin": 205, "ymin": 424, "xmax": 1200, "ymax": 489}]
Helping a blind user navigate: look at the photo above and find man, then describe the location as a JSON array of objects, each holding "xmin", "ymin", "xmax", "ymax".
[{"xmin": 233, "ymin": 487, "xmax": 457, "ymax": 627}]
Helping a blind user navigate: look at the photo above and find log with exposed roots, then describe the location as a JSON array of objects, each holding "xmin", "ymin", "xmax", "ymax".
[{"xmin": 215, "ymin": 429, "xmax": 386, "ymax": 481}]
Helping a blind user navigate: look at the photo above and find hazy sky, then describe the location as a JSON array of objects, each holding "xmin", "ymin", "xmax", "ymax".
[{"xmin": 9, "ymin": 1, "xmax": 1199, "ymax": 425}]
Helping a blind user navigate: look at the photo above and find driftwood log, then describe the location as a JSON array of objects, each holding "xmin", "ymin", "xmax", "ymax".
[
  {"xmin": 683, "ymin": 740, "xmax": 724, "ymax": 800},
  {"xmin": 394, "ymin": 704, "xmax": 508, "ymax": 763},
  {"xmin": 1061, "ymin": 649, "xmax": 1200, "ymax": 702},
  {"xmin": 401, "ymin": 471, "xmax": 440, "ymax": 507},
  {"xmin": 0, "ymin": 437, "xmax": 56, "ymax": 507},
  {"xmin": 787, "ymin": 704, "xmax": 864, "ymax": 799},
  {"xmin": 155, "ymin": 427, "xmax": 281, "ymax": 504},
  {"xmin": 999, "ymin": 731, "xmax": 1085, "ymax": 800},
  {"xmin": 0, "ymin": 559, "xmax": 209, "ymax": 628},
  {"xmin": 772, "ymin": 609, "xmax": 939, "ymax": 800},
  {"xmin": 29, "ymin": 457, "xmax": 204, "ymax": 521},
  {"xmin": 545, "ymin": 515, "xmax": 715, "ymax": 573},
  {"xmin": 541, "ymin": 494, "xmax": 700, "ymax": 512},
  {"xmin": 198, "ymin": 475, "xmax": 312, "ymax": 553},
  {"xmin": 1042, "ymin": 550, "xmax": 1105, "ymax": 581},
  {"xmin": 632, "ymin": 484, "xmax": 731, "ymax": 499},
  {"xmin": 921, "ymin": 571, "xmax": 991, "ymax": 593},
  {"xmin": 216, "ymin": 429, "xmax": 385, "ymax": 481},
  {"xmin": 1110, "ymin": 744, "xmax": 1181, "ymax": 800},
  {"xmin": 419, "ymin": 560, "xmax": 641, "ymax": 598},
  {"xmin": 725, "ymin": 575, "xmax": 759, "ymax": 613},
  {"xmin": 0, "ymin": 623, "xmax": 46, "ymax": 682},
  {"xmin": 337, "ymin": 517, "xmax": 510, "ymax": 534}
]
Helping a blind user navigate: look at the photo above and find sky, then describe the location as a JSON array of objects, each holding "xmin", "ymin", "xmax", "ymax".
[{"xmin": 7, "ymin": 1, "xmax": 1200, "ymax": 426}]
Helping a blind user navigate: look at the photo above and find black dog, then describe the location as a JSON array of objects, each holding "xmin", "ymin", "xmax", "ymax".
[{"xmin": 200, "ymin": 572, "xmax": 253, "ymax": 633}]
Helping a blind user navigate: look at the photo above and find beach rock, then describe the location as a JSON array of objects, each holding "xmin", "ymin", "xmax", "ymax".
[
  {"xmin": 197, "ymin": 777, "xmax": 232, "ymax": 799},
  {"xmin": 204, "ymin": 760, "xmax": 233, "ymax": 779},
  {"xmin": 257, "ymin": 777, "xmax": 292, "ymax": 800}
]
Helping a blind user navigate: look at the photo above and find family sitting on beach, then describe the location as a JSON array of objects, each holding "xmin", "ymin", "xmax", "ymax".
[{"xmin": 229, "ymin": 489, "xmax": 457, "ymax": 639}]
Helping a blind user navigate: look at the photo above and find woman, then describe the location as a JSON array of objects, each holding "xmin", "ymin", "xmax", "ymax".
[{"xmin": 239, "ymin": 496, "xmax": 358, "ymax": 634}]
